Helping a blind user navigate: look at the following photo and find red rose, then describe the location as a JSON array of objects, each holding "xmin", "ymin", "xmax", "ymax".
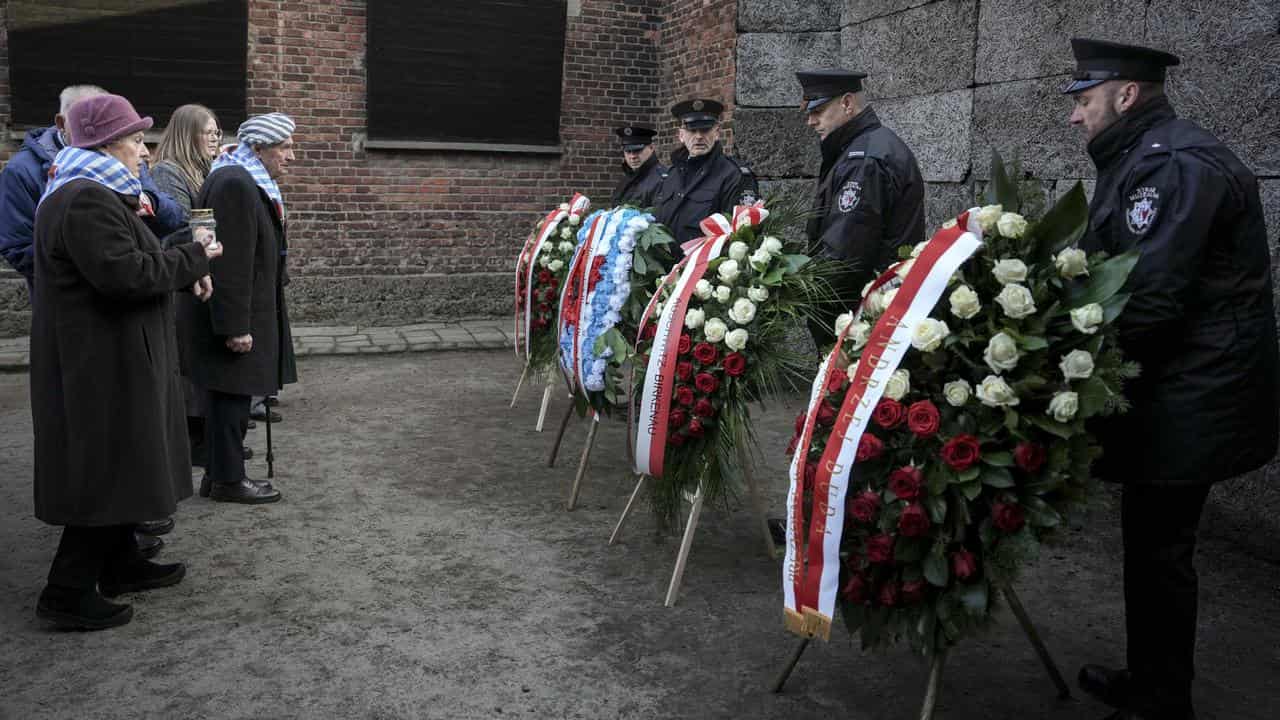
[
  {"xmin": 692, "ymin": 342, "xmax": 718, "ymax": 365},
  {"xmin": 865, "ymin": 533, "xmax": 895, "ymax": 564},
  {"xmin": 872, "ymin": 399, "xmax": 905, "ymax": 429},
  {"xmin": 687, "ymin": 419, "xmax": 706, "ymax": 439},
  {"xmin": 643, "ymin": 324, "xmax": 658, "ymax": 340},
  {"xmin": 826, "ymin": 371, "xmax": 846, "ymax": 394},
  {"xmin": 668, "ymin": 409, "xmax": 688, "ymax": 429},
  {"xmin": 888, "ymin": 465, "xmax": 923, "ymax": 501},
  {"xmin": 794, "ymin": 412, "xmax": 806, "ymax": 434},
  {"xmin": 532, "ymin": 317, "xmax": 549, "ymax": 331},
  {"xmin": 803, "ymin": 462, "xmax": 817, "ymax": 489},
  {"xmin": 940, "ymin": 434, "xmax": 982, "ymax": 471},
  {"xmin": 537, "ymin": 269, "xmax": 553, "ymax": 283},
  {"xmin": 992, "ymin": 500, "xmax": 1026, "ymax": 532},
  {"xmin": 675, "ymin": 361, "xmax": 693, "ymax": 381},
  {"xmin": 786, "ymin": 436, "xmax": 798, "ymax": 456},
  {"xmin": 878, "ymin": 581, "xmax": 900, "ymax": 608},
  {"xmin": 841, "ymin": 573, "xmax": 868, "ymax": 604},
  {"xmin": 901, "ymin": 579, "xmax": 926, "ymax": 605},
  {"xmin": 692, "ymin": 398, "xmax": 716, "ymax": 418},
  {"xmin": 897, "ymin": 503, "xmax": 931, "ymax": 538},
  {"xmin": 668, "ymin": 432, "xmax": 686, "ymax": 447},
  {"xmin": 848, "ymin": 490, "xmax": 880, "ymax": 523},
  {"xmin": 951, "ymin": 548, "xmax": 977, "ymax": 581},
  {"xmin": 677, "ymin": 333, "xmax": 692, "ymax": 355},
  {"xmin": 675, "ymin": 386, "xmax": 694, "ymax": 407},
  {"xmin": 816, "ymin": 402, "xmax": 837, "ymax": 427},
  {"xmin": 907, "ymin": 400, "xmax": 941, "ymax": 438},
  {"xmin": 856, "ymin": 433, "xmax": 884, "ymax": 462},
  {"xmin": 722, "ymin": 352, "xmax": 746, "ymax": 376},
  {"xmin": 547, "ymin": 275, "xmax": 559, "ymax": 289},
  {"xmin": 1014, "ymin": 442, "xmax": 1047, "ymax": 473},
  {"xmin": 694, "ymin": 373, "xmax": 720, "ymax": 394}
]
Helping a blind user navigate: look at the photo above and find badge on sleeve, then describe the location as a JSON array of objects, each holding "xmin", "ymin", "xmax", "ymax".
[
  {"xmin": 739, "ymin": 189, "xmax": 759, "ymax": 205},
  {"xmin": 838, "ymin": 180, "xmax": 862, "ymax": 213},
  {"xmin": 1125, "ymin": 186, "xmax": 1159, "ymax": 235}
]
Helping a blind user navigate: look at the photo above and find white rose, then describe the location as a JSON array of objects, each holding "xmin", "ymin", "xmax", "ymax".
[
  {"xmin": 749, "ymin": 247, "xmax": 772, "ymax": 267},
  {"xmin": 995, "ymin": 283, "xmax": 1037, "ymax": 319},
  {"xmin": 725, "ymin": 328, "xmax": 749, "ymax": 351},
  {"xmin": 1048, "ymin": 391, "xmax": 1079, "ymax": 422},
  {"xmin": 538, "ymin": 255, "xmax": 550, "ymax": 267},
  {"xmin": 983, "ymin": 332, "xmax": 1021, "ymax": 373},
  {"xmin": 729, "ymin": 241, "xmax": 749, "ymax": 261},
  {"xmin": 949, "ymin": 285, "xmax": 982, "ymax": 320},
  {"xmin": 717, "ymin": 259, "xmax": 740, "ymax": 284},
  {"xmin": 884, "ymin": 369, "xmax": 910, "ymax": 401},
  {"xmin": 943, "ymin": 379, "xmax": 971, "ymax": 407},
  {"xmin": 714, "ymin": 285, "xmax": 732, "ymax": 304},
  {"xmin": 704, "ymin": 318, "xmax": 728, "ymax": 343},
  {"xmin": 694, "ymin": 279, "xmax": 714, "ymax": 300},
  {"xmin": 1059, "ymin": 349, "xmax": 1094, "ymax": 380},
  {"xmin": 548, "ymin": 259, "xmax": 564, "ymax": 272},
  {"xmin": 976, "ymin": 374, "xmax": 1021, "ymax": 408},
  {"xmin": 996, "ymin": 212, "xmax": 1029, "ymax": 239},
  {"xmin": 834, "ymin": 312, "xmax": 854, "ymax": 338},
  {"xmin": 685, "ymin": 308, "xmax": 706, "ymax": 329},
  {"xmin": 845, "ymin": 361, "xmax": 861, "ymax": 383},
  {"xmin": 1070, "ymin": 303, "xmax": 1104, "ymax": 334},
  {"xmin": 558, "ymin": 203, "xmax": 571, "ymax": 211},
  {"xmin": 992, "ymin": 258, "xmax": 1028, "ymax": 285},
  {"xmin": 729, "ymin": 298, "xmax": 757, "ymax": 325},
  {"xmin": 911, "ymin": 318, "xmax": 950, "ymax": 352},
  {"xmin": 976, "ymin": 204, "xmax": 1003, "ymax": 232},
  {"xmin": 557, "ymin": 241, "xmax": 574, "ymax": 253},
  {"xmin": 747, "ymin": 286, "xmax": 769, "ymax": 303},
  {"xmin": 761, "ymin": 236, "xmax": 783, "ymax": 255},
  {"xmin": 895, "ymin": 258, "xmax": 915, "ymax": 280},
  {"xmin": 881, "ymin": 287, "xmax": 898, "ymax": 309},
  {"xmin": 848, "ymin": 321, "xmax": 871, "ymax": 351},
  {"xmin": 1055, "ymin": 247, "xmax": 1089, "ymax": 279},
  {"xmin": 910, "ymin": 242, "xmax": 929, "ymax": 258},
  {"xmin": 560, "ymin": 227, "xmax": 573, "ymax": 240},
  {"xmin": 568, "ymin": 214, "xmax": 581, "ymax": 226}
]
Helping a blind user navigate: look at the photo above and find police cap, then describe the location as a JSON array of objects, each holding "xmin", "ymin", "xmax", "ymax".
[
  {"xmin": 795, "ymin": 69, "xmax": 868, "ymax": 112},
  {"xmin": 670, "ymin": 99, "xmax": 724, "ymax": 130},
  {"xmin": 1063, "ymin": 38, "xmax": 1180, "ymax": 94},
  {"xmin": 615, "ymin": 124, "xmax": 657, "ymax": 151}
]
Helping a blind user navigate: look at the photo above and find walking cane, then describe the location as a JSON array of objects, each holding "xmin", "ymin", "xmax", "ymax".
[{"xmin": 264, "ymin": 395, "xmax": 276, "ymax": 479}]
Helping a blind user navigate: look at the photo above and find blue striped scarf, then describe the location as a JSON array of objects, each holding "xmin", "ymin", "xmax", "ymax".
[
  {"xmin": 210, "ymin": 143, "xmax": 285, "ymax": 220},
  {"xmin": 39, "ymin": 146, "xmax": 142, "ymax": 207}
]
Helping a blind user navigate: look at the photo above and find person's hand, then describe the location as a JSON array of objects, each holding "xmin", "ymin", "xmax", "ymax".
[
  {"xmin": 193, "ymin": 275, "xmax": 213, "ymax": 302},
  {"xmin": 195, "ymin": 228, "xmax": 222, "ymax": 260},
  {"xmin": 226, "ymin": 334, "xmax": 253, "ymax": 353}
]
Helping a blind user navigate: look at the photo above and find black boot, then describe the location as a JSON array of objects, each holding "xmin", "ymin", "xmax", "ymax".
[
  {"xmin": 209, "ymin": 478, "xmax": 281, "ymax": 504},
  {"xmin": 99, "ymin": 561, "xmax": 187, "ymax": 597},
  {"xmin": 135, "ymin": 518, "xmax": 174, "ymax": 536},
  {"xmin": 135, "ymin": 532, "xmax": 164, "ymax": 559},
  {"xmin": 36, "ymin": 584, "xmax": 133, "ymax": 630}
]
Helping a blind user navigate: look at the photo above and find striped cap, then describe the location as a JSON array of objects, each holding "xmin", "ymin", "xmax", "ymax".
[{"xmin": 236, "ymin": 112, "xmax": 296, "ymax": 146}]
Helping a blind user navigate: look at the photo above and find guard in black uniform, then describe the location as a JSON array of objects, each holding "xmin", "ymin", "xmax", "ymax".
[
  {"xmin": 1065, "ymin": 39, "xmax": 1278, "ymax": 720},
  {"xmin": 610, "ymin": 125, "xmax": 667, "ymax": 208},
  {"xmin": 652, "ymin": 99, "xmax": 759, "ymax": 258},
  {"xmin": 796, "ymin": 69, "xmax": 925, "ymax": 346}
]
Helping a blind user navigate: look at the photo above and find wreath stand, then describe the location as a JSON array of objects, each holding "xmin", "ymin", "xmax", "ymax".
[
  {"xmin": 609, "ymin": 446, "xmax": 777, "ymax": 606},
  {"xmin": 769, "ymin": 583, "xmax": 1071, "ymax": 718},
  {"xmin": 510, "ymin": 365, "xmax": 558, "ymax": 433}
]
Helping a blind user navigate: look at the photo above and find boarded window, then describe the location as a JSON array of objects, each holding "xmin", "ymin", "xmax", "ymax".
[
  {"xmin": 6, "ymin": 0, "xmax": 247, "ymax": 130},
  {"xmin": 367, "ymin": 0, "xmax": 567, "ymax": 147}
]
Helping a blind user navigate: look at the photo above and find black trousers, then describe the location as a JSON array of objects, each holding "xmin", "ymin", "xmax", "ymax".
[
  {"xmin": 1121, "ymin": 482, "xmax": 1212, "ymax": 713},
  {"xmin": 206, "ymin": 389, "xmax": 250, "ymax": 484},
  {"xmin": 47, "ymin": 525, "xmax": 140, "ymax": 591}
]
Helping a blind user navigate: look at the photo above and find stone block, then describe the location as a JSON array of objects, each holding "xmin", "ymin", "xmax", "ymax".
[
  {"xmin": 734, "ymin": 108, "xmax": 820, "ymax": 177},
  {"xmin": 971, "ymin": 76, "xmax": 1095, "ymax": 181},
  {"xmin": 739, "ymin": 0, "xmax": 841, "ymax": 31},
  {"xmin": 760, "ymin": 178, "xmax": 817, "ymax": 211},
  {"xmin": 1146, "ymin": 0, "xmax": 1280, "ymax": 175},
  {"xmin": 841, "ymin": 0, "xmax": 933, "ymax": 25},
  {"xmin": 876, "ymin": 90, "xmax": 973, "ymax": 182},
  {"xmin": 974, "ymin": 0, "xmax": 1146, "ymax": 84},
  {"xmin": 924, "ymin": 182, "xmax": 977, "ymax": 232},
  {"xmin": 292, "ymin": 325, "xmax": 356, "ymax": 338},
  {"xmin": 841, "ymin": 0, "xmax": 976, "ymax": 98},
  {"xmin": 737, "ymin": 32, "xmax": 842, "ymax": 107}
]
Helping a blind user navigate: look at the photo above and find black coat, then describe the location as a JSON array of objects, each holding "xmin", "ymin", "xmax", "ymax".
[
  {"xmin": 653, "ymin": 142, "xmax": 759, "ymax": 256},
  {"xmin": 1081, "ymin": 97, "xmax": 1279, "ymax": 486},
  {"xmin": 31, "ymin": 179, "xmax": 209, "ymax": 526},
  {"xmin": 610, "ymin": 154, "xmax": 667, "ymax": 208},
  {"xmin": 180, "ymin": 165, "xmax": 296, "ymax": 396}
]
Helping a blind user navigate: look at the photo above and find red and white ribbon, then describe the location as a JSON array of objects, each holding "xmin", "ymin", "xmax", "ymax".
[
  {"xmin": 782, "ymin": 209, "xmax": 983, "ymax": 640},
  {"xmin": 514, "ymin": 193, "xmax": 589, "ymax": 357}
]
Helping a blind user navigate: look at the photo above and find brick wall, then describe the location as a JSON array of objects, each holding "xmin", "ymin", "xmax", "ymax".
[{"xmin": 656, "ymin": 0, "xmax": 739, "ymax": 149}]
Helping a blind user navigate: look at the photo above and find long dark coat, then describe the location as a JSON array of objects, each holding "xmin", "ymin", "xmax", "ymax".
[
  {"xmin": 180, "ymin": 165, "xmax": 296, "ymax": 396},
  {"xmin": 31, "ymin": 179, "xmax": 209, "ymax": 526},
  {"xmin": 1081, "ymin": 97, "xmax": 1279, "ymax": 486},
  {"xmin": 653, "ymin": 142, "xmax": 759, "ymax": 255}
]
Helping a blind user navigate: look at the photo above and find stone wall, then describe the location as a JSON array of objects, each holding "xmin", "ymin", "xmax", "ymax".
[{"xmin": 734, "ymin": 0, "xmax": 1280, "ymax": 558}]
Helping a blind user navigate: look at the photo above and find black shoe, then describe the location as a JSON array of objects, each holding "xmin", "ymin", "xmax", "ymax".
[
  {"xmin": 136, "ymin": 517, "xmax": 175, "ymax": 536},
  {"xmin": 209, "ymin": 478, "xmax": 281, "ymax": 504},
  {"xmin": 250, "ymin": 406, "xmax": 282, "ymax": 423},
  {"xmin": 100, "ymin": 561, "xmax": 186, "ymax": 597},
  {"xmin": 37, "ymin": 585, "xmax": 133, "ymax": 630},
  {"xmin": 767, "ymin": 518, "xmax": 786, "ymax": 546},
  {"xmin": 135, "ymin": 532, "xmax": 164, "ymax": 559},
  {"xmin": 201, "ymin": 475, "xmax": 272, "ymax": 498},
  {"xmin": 247, "ymin": 419, "xmax": 257, "ymax": 429},
  {"xmin": 243, "ymin": 445, "xmax": 254, "ymax": 460},
  {"xmin": 1079, "ymin": 665, "xmax": 1133, "ymax": 709}
]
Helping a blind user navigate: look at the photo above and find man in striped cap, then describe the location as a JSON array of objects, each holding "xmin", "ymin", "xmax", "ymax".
[{"xmin": 180, "ymin": 113, "xmax": 298, "ymax": 505}]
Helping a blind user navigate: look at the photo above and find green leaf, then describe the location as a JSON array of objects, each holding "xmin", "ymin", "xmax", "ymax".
[
  {"xmin": 923, "ymin": 547, "xmax": 950, "ymax": 587},
  {"xmin": 925, "ymin": 494, "xmax": 948, "ymax": 523},
  {"xmin": 982, "ymin": 451, "xmax": 1014, "ymax": 467},
  {"xmin": 1065, "ymin": 249, "xmax": 1141, "ymax": 309},
  {"xmin": 782, "ymin": 254, "xmax": 810, "ymax": 273},
  {"xmin": 1076, "ymin": 375, "xmax": 1110, "ymax": 417},
  {"xmin": 1023, "ymin": 497, "xmax": 1063, "ymax": 528},
  {"xmin": 760, "ymin": 267, "xmax": 786, "ymax": 286},
  {"xmin": 986, "ymin": 149, "xmax": 1019, "ymax": 210},
  {"xmin": 1024, "ymin": 413, "xmax": 1074, "ymax": 439},
  {"xmin": 1016, "ymin": 335, "xmax": 1049, "ymax": 351},
  {"xmin": 960, "ymin": 480, "xmax": 982, "ymax": 501},
  {"xmin": 958, "ymin": 580, "xmax": 989, "ymax": 617},
  {"xmin": 1102, "ymin": 292, "xmax": 1131, "ymax": 324},
  {"xmin": 926, "ymin": 464, "xmax": 951, "ymax": 495},
  {"xmin": 1028, "ymin": 181, "xmax": 1089, "ymax": 259},
  {"xmin": 957, "ymin": 466, "xmax": 981, "ymax": 483},
  {"xmin": 632, "ymin": 251, "xmax": 647, "ymax": 276},
  {"xmin": 895, "ymin": 537, "xmax": 928, "ymax": 563},
  {"xmin": 980, "ymin": 466, "xmax": 1016, "ymax": 488},
  {"xmin": 1004, "ymin": 409, "xmax": 1020, "ymax": 430}
]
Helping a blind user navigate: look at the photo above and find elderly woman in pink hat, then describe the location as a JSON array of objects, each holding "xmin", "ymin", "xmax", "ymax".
[{"xmin": 30, "ymin": 93, "xmax": 222, "ymax": 630}]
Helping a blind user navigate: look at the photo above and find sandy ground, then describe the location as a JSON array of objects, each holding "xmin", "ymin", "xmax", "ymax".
[{"xmin": 1, "ymin": 352, "xmax": 1277, "ymax": 720}]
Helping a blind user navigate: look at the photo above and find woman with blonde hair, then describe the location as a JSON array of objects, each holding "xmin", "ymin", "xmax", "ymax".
[{"xmin": 151, "ymin": 103, "xmax": 221, "ymax": 219}]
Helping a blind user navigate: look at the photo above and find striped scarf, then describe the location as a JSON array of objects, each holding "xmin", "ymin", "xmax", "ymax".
[
  {"xmin": 210, "ymin": 143, "xmax": 285, "ymax": 220},
  {"xmin": 39, "ymin": 146, "xmax": 142, "ymax": 208}
]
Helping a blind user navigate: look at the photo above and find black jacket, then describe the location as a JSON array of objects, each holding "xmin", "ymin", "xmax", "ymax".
[
  {"xmin": 653, "ymin": 142, "xmax": 759, "ymax": 256},
  {"xmin": 1081, "ymin": 97, "xmax": 1279, "ymax": 486},
  {"xmin": 806, "ymin": 108, "xmax": 926, "ymax": 296},
  {"xmin": 610, "ymin": 154, "xmax": 667, "ymax": 209}
]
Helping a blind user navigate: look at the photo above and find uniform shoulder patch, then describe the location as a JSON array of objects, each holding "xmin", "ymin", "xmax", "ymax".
[
  {"xmin": 847, "ymin": 150, "xmax": 865, "ymax": 159},
  {"xmin": 1125, "ymin": 186, "xmax": 1159, "ymax": 235},
  {"xmin": 740, "ymin": 165, "xmax": 752, "ymax": 174},
  {"xmin": 838, "ymin": 180, "xmax": 861, "ymax": 213},
  {"xmin": 739, "ymin": 188, "xmax": 760, "ymax": 205}
]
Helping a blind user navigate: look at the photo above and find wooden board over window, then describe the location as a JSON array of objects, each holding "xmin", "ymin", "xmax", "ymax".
[
  {"xmin": 367, "ymin": 0, "xmax": 567, "ymax": 149},
  {"xmin": 7, "ymin": 0, "xmax": 247, "ymax": 130}
]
